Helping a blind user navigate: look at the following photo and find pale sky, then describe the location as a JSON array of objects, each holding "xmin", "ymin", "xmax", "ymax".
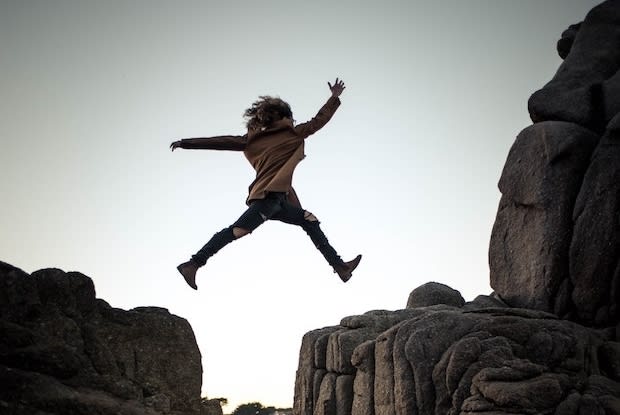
[{"xmin": 0, "ymin": 0, "xmax": 601, "ymax": 411}]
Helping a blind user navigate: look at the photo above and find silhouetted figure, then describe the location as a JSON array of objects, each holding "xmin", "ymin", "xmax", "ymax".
[{"xmin": 170, "ymin": 78, "xmax": 361, "ymax": 289}]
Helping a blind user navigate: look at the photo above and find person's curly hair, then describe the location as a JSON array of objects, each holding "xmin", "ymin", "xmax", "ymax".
[{"xmin": 244, "ymin": 96, "xmax": 293, "ymax": 130}]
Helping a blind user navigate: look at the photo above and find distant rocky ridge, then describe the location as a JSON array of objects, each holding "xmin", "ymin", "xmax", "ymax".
[
  {"xmin": 0, "ymin": 261, "xmax": 203, "ymax": 415},
  {"xmin": 293, "ymin": 1, "xmax": 620, "ymax": 414}
]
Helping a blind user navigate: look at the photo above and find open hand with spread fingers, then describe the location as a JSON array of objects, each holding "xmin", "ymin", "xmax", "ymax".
[{"xmin": 328, "ymin": 78, "xmax": 346, "ymax": 97}]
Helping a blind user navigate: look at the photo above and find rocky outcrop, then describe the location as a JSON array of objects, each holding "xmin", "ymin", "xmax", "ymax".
[
  {"xmin": 406, "ymin": 282, "xmax": 465, "ymax": 309},
  {"xmin": 569, "ymin": 117, "xmax": 620, "ymax": 326},
  {"xmin": 294, "ymin": 295, "xmax": 619, "ymax": 415},
  {"xmin": 488, "ymin": 122, "xmax": 599, "ymax": 317},
  {"xmin": 293, "ymin": 1, "xmax": 620, "ymax": 414},
  {"xmin": 0, "ymin": 261, "xmax": 203, "ymax": 415},
  {"xmin": 491, "ymin": 0, "xmax": 620, "ymax": 327},
  {"xmin": 528, "ymin": 0, "xmax": 620, "ymax": 132}
]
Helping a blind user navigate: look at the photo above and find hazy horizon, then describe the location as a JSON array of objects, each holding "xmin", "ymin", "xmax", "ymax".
[{"xmin": 0, "ymin": 0, "xmax": 602, "ymax": 410}]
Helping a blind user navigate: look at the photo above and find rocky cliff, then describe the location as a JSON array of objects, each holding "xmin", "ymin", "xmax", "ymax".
[
  {"xmin": 293, "ymin": 1, "xmax": 620, "ymax": 414},
  {"xmin": 492, "ymin": 0, "xmax": 620, "ymax": 327},
  {"xmin": 0, "ymin": 261, "xmax": 203, "ymax": 415}
]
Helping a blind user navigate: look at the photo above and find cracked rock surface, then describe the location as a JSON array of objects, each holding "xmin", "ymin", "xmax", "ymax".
[{"xmin": 0, "ymin": 262, "xmax": 203, "ymax": 415}]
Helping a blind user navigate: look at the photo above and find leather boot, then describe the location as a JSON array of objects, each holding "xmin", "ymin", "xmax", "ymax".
[
  {"xmin": 177, "ymin": 261, "xmax": 199, "ymax": 290},
  {"xmin": 302, "ymin": 220, "xmax": 360, "ymax": 282},
  {"xmin": 333, "ymin": 254, "xmax": 362, "ymax": 283},
  {"xmin": 177, "ymin": 226, "xmax": 236, "ymax": 289}
]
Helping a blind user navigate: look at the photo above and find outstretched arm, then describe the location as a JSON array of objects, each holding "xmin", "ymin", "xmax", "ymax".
[
  {"xmin": 294, "ymin": 78, "xmax": 345, "ymax": 139},
  {"xmin": 170, "ymin": 135, "xmax": 247, "ymax": 152}
]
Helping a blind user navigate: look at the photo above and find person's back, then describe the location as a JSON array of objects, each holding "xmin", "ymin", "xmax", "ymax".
[{"xmin": 243, "ymin": 117, "xmax": 306, "ymax": 205}]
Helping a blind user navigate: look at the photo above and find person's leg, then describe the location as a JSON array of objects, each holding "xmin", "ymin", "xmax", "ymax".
[
  {"xmin": 274, "ymin": 203, "xmax": 361, "ymax": 282},
  {"xmin": 177, "ymin": 196, "xmax": 283, "ymax": 289}
]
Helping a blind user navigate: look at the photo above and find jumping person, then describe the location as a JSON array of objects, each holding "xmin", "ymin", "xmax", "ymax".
[{"xmin": 170, "ymin": 78, "xmax": 361, "ymax": 290}]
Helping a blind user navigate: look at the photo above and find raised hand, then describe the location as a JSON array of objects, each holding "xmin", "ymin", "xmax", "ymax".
[{"xmin": 328, "ymin": 78, "xmax": 346, "ymax": 97}]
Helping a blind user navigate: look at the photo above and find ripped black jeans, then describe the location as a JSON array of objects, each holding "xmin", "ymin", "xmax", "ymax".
[
  {"xmin": 233, "ymin": 192, "xmax": 308, "ymax": 230},
  {"xmin": 191, "ymin": 192, "xmax": 344, "ymax": 268}
]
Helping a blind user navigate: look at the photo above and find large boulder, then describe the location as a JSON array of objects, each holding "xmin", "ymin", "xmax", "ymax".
[
  {"xmin": 489, "ymin": 121, "xmax": 599, "ymax": 315},
  {"xmin": 406, "ymin": 282, "xmax": 465, "ymax": 309},
  {"xmin": 293, "ymin": 289, "xmax": 620, "ymax": 415},
  {"xmin": 293, "ymin": 309, "xmax": 422, "ymax": 415},
  {"xmin": 0, "ymin": 261, "xmax": 203, "ymax": 415},
  {"xmin": 294, "ymin": 326, "xmax": 343, "ymax": 415},
  {"xmin": 490, "ymin": 0, "xmax": 620, "ymax": 326},
  {"xmin": 528, "ymin": 0, "xmax": 620, "ymax": 132},
  {"xmin": 570, "ymin": 113, "xmax": 620, "ymax": 326}
]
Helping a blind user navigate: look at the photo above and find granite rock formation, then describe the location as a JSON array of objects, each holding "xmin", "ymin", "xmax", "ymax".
[
  {"xmin": 293, "ymin": 1, "xmax": 620, "ymax": 414},
  {"xmin": 0, "ymin": 261, "xmax": 203, "ymax": 415},
  {"xmin": 493, "ymin": 0, "xmax": 620, "ymax": 327},
  {"xmin": 294, "ymin": 295, "xmax": 619, "ymax": 415}
]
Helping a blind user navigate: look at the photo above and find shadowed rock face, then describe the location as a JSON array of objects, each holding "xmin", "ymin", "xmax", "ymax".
[
  {"xmin": 570, "ymin": 122, "xmax": 620, "ymax": 325},
  {"xmin": 0, "ymin": 261, "xmax": 203, "ymax": 415},
  {"xmin": 295, "ymin": 240, "xmax": 620, "ymax": 407},
  {"xmin": 489, "ymin": 122, "xmax": 599, "ymax": 317},
  {"xmin": 294, "ymin": 1, "xmax": 620, "ymax": 414},
  {"xmin": 492, "ymin": 0, "xmax": 620, "ymax": 327},
  {"xmin": 528, "ymin": 0, "xmax": 620, "ymax": 132},
  {"xmin": 293, "ymin": 297, "xmax": 619, "ymax": 415}
]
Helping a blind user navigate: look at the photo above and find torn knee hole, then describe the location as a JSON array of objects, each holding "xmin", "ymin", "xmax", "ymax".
[
  {"xmin": 233, "ymin": 227, "xmax": 250, "ymax": 238},
  {"xmin": 304, "ymin": 211, "xmax": 318, "ymax": 221}
]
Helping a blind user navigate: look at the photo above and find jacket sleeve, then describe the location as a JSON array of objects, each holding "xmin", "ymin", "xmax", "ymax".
[
  {"xmin": 180, "ymin": 135, "xmax": 247, "ymax": 151},
  {"xmin": 294, "ymin": 96, "xmax": 341, "ymax": 139}
]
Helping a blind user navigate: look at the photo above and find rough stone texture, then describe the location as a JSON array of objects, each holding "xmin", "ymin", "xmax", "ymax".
[
  {"xmin": 294, "ymin": 326, "xmax": 343, "ymax": 415},
  {"xmin": 491, "ymin": 0, "xmax": 620, "ymax": 327},
  {"xmin": 335, "ymin": 375, "xmax": 354, "ymax": 415},
  {"xmin": 294, "ymin": 310, "xmax": 421, "ymax": 415},
  {"xmin": 528, "ymin": 0, "xmax": 620, "ymax": 132},
  {"xmin": 200, "ymin": 399, "xmax": 225, "ymax": 415},
  {"xmin": 315, "ymin": 373, "xmax": 337, "ymax": 415},
  {"xmin": 373, "ymin": 324, "xmax": 399, "ymax": 415},
  {"xmin": 295, "ymin": 291, "xmax": 611, "ymax": 415},
  {"xmin": 570, "ymin": 116, "xmax": 620, "ymax": 326},
  {"xmin": 350, "ymin": 341, "xmax": 374, "ymax": 415},
  {"xmin": 294, "ymin": 299, "xmax": 619, "ymax": 415},
  {"xmin": 0, "ymin": 261, "xmax": 203, "ymax": 415},
  {"xmin": 557, "ymin": 23, "xmax": 581, "ymax": 60},
  {"xmin": 294, "ymin": 3, "xmax": 620, "ymax": 414},
  {"xmin": 600, "ymin": 341, "xmax": 620, "ymax": 380},
  {"xmin": 489, "ymin": 121, "xmax": 599, "ymax": 316},
  {"xmin": 462, "ymin": 293, "xmax": 508, "ymax": 310},
  {"xmin": 406, "ymin": 281, "xmax": 465, "ymax": 309}
]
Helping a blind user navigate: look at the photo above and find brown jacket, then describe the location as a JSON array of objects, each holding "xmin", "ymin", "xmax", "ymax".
[{"xmin": 180, "ymin": 96, "xmax": 341, "ymax": 207}]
